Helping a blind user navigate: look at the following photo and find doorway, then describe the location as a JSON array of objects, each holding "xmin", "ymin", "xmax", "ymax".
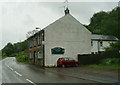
[{"xmin": 34, "ymin": 51, "xmax": 37, "ymax": 64}]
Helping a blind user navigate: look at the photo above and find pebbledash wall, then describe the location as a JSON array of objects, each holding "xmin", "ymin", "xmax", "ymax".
[
  {"xmin": 27, "ymin": 8, "xmax": 91, "ymax": 67},
  {"xmin": 44, "ymin": 14, "xmax": 91, "ymax": 67}
]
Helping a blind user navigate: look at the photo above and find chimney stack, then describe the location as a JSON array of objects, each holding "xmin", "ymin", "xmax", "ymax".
[{"xmin": 64, "ymin": 8, "xmax": 70, "ymax": 15}]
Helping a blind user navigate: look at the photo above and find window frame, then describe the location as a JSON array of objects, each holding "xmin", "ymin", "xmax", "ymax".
[
  {"xmin": 38, "ymin": 50, "xmax": 43, "ymax": 59},
  {"xmin": 100, "ymin": 41, "xmax": 103, "ymax": 47}
]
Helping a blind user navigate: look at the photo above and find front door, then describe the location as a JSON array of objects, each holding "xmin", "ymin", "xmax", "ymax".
[{"xmin": 34, "ymin": 51, "xmax": 37, "ymax": 64}]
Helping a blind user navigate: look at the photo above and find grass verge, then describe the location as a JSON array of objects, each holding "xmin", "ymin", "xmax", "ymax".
[
  {"xmin": 0, "ymin": 56, "xmax": 7, "ymax": 60},
  {"xmin": 87, "ymin": 64, "xmax": 120, "ymax": 70},
  {"xmin": 0, "ymin": 56, "xmax": 2, "ymax": 60}
]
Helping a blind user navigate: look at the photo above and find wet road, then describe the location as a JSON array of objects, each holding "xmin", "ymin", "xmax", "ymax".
[{"xmin": 2, "ymin": 57, "xmax": 97, "ymax": 84}]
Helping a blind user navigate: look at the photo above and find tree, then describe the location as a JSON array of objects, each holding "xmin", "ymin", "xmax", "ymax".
[
  {"xmin": 2, "ymin": 43, "xmax": 14, "ymax": 56},
  {"xmin": 2, "ymin": 40, "xmax": 27, "ymax": 57},
  {"xmin": 87, "ymin": 7, "xmax": 120, "ymax": 39},
  {"xmin": 105, "ymin": 40, "xmax": 120, "ymax": 51}
]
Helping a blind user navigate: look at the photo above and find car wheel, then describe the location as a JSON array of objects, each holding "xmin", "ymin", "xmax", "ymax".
[
  {"xmin": 75, "ymin": 63, "xmax": 79, "ymax": 67},
  {"xmin": 62, "ymin": 64, "xmax": 65, "ymax": 68}
]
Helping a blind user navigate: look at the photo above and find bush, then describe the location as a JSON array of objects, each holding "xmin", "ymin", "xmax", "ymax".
[
  {"xmin": 100, "ymin": 58, "xmax": 120, "ymax": 65},
  {"xmin": 15, "ymin": 50, "xmax": 29, "ymax": 63}
]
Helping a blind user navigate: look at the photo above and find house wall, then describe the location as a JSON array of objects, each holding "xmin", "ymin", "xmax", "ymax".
[
  {"xmin": 28, "ymin": 31, "xmax": 44, "ymax": 66},
  {"xmin": 44, "ymin": 14, "xmax": 91, "ymax": 67},
  {"xmin": 91, "ymin": 40, "xmax": 116, "ymax": 54}
]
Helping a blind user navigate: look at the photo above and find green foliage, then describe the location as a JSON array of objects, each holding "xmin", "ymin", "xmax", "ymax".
[
  {"xmin": 86, "ymin": 7, "xmax": 120, "ymax": 51},
  {"xmin": 15, "ymin": 50, "xmax": 29, "ymax": 63},
  {"xmin": 1, "ymin": 38, "xmax": 28, "ymax": 63},
  {"xmin": 105, "ymin": 40, "xmax": 120, "ymax": 51},
  {"xmin": 88, "ymin": 64, "xmax": 120, "ymax": 70},
  {"xmin": 87, "ymin": 7, "xmax": 120, "ymax": 39},
  {"xmin": 0, "ymin": 56, "xmax": 2, "ymax": 60},
  {"xmin": 87, "ymin": 58, "xmax": 120, "ymax": 70},
  {"xmin": 100, "ymin": 58, "xmax": 120, "ymax": 65},
  {"xmin": 2, "ymin": 40, "xmax": 27, "ymax": 57},
  {"xmin": 2, "ymin": 43, "xmax": 14, "ymax": 56}
]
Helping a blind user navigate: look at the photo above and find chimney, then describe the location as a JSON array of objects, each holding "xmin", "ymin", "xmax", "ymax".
[{"xmin": 64, "ymin": 8, "xmax": 70, "ymax": 15}]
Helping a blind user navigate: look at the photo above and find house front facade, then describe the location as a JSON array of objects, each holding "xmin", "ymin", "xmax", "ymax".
[
  {"xmin": 27, "ymin": 30, "xmax": 45, "ymax": 66},
  {"xmin": 91, "ymin": 34, "xmax": 118, "ymax": 54},
  {"xmin": 27, "ymin": 8, "xmax": 91, "ymax": 67}
]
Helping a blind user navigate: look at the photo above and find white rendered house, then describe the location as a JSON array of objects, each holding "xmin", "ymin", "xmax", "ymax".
[
  {"xmin": 91, "ymin": 34, "xmax": 118, "ymax": 54},
  {"xmin": 27, "ymin": 8, "xmax": 91, "ymax": 67}
]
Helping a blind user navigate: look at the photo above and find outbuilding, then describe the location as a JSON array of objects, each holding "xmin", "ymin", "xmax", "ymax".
[{"xmin": 91, "ymin": 34, "xmax": 118, "ymax": 54}]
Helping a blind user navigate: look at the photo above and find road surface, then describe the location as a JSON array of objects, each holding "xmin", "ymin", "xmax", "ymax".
[{"xmin": 1, "ymin": 57, "xmax": 119, "ymax": 84}]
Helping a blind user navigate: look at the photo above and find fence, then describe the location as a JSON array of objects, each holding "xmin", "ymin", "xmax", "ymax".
[{"xmin": 78, "ymin": 51, "xmax": 120, "ymax": 65}]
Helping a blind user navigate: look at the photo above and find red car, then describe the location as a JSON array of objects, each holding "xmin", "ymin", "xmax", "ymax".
[{"xmin": 57, "ymin": 57, "xmax": 79, "ymax": 67}]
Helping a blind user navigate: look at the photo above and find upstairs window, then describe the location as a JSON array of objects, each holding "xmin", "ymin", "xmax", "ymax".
[
  {"xmin": 38, "ymin": 34, "xmax": 42, "ymax": 46},
  {"xmin": 100, "ymin": 41, "xmax": 103, "ymax": 46},
  {"xmin": 91, "ymin": 41, "xmax": 93, "ymax": 46},
  {"xmin": 34, "ymin": 37, "xmax": 37, "ymax": 47},
  {"xmin": 29, "ymin": 40, "xmax": 32, "ymax": 48}
]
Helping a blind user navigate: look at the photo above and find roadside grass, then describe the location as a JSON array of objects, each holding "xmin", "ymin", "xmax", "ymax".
[
  {"xmin": 85, "ymin": 58, "xmax": 120, "ymax": 70},
  {"xmin": 0, "ymin": 56, "xmax": 6, "ymax": 60},
  {"xmin": 87, "ymin": 64, "xmax": 120, "ymax": 70},
  {"xmin": 0, "ymin": 56, "xmax": 2, "ymax": 60}
]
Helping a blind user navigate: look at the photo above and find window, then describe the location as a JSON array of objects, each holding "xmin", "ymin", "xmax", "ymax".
[
  {"xmin": 100, "ymin": 41, "xmax": 103, "ymax": 46},
  {"xmin": 64, "ymin": 58, "xmax": 69, "ymax": 61},
  {"xmin": 34, "ymin": 38, "xmax": 36, "ymax": 46},
  {"xmin": 91, "ymin": 41, "xmax": 93, "ymax": 46},
  {"xmin": 38, "ymin": 35, "xmax": 40, "ymax": 45},
  {"xmin": 38, "ymin": 50, "xmax": 43, "ymax": 59},
  {"xmin": 29, "ymin": 40, "xmax": 32, "ymax": 48},
  {"xmin": 29, "ymin": 52, "xmax": 32, "ymax": 59},
  {"xmin": 51, "ymin": 47, "xmax": 65, "ymax": 54},
  {"xmin": 38, "ymin": 34, "xmax": 42, "ymax": 45},
  {"xmin": 69, "ymin": 58, "xmax": 74, "ymax": 61}
]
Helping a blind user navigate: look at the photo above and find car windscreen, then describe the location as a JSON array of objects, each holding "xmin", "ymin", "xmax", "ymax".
[
  {"xmin": 64, "ymin": 58, "xmax": 69, "ymax": 61},
  {"xmin": 69, "ymin": 59, "xmax": 75, "ymax": 61}
]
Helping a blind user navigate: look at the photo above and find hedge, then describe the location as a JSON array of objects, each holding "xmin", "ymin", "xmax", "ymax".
[{"xmin": 78, "ymin": 51, "xmax": 120, "ymax": 65}]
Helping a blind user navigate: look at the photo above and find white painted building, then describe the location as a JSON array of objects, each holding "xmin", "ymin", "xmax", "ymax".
[
  {"xmin": 44, "ymin": 9, "xmax": 91, "ymax": 66},
  {"xmin": 91, "ymin": 34, "xmax": 118, "ymax": 54},
  {"xmin": 27, "ymin": 8, "xmax": 91, "ymax": 67},
  {"xmin": 27, "ymin": 8, "xmax": 118, "ymax": 67}
]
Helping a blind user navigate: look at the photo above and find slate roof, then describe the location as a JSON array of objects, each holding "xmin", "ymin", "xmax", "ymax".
[{"xmin": 92, "ymin": 34, "xmax": 118, "ymax": 41}]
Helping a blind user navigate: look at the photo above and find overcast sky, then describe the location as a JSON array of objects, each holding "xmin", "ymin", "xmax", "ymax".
[{"xmin": 0, "ymin": 0, "xmax": 120, "ymax": 49}]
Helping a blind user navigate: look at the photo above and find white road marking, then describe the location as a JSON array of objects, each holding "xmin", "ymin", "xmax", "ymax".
[
  {"xmin": 9, "ymin": 67, "xmax": 13, "ymax": 71},
  {"xmin": 5, "ymin": 60, "xmax": 36, "ymax": 84},
  {"xmin": 26, "ymin": 79, "xmax": 36, "ymax": 85},
  {"xmin": 14, "ymin": 71, "xmax": 22, "ymax": 77},
  {"xmin": 7, "ymin": 65, "xmax": 14, "ymax": 71},
  {"xmin": 7, "ymin": 65, "xmax": 10, "ymax": 68}
]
